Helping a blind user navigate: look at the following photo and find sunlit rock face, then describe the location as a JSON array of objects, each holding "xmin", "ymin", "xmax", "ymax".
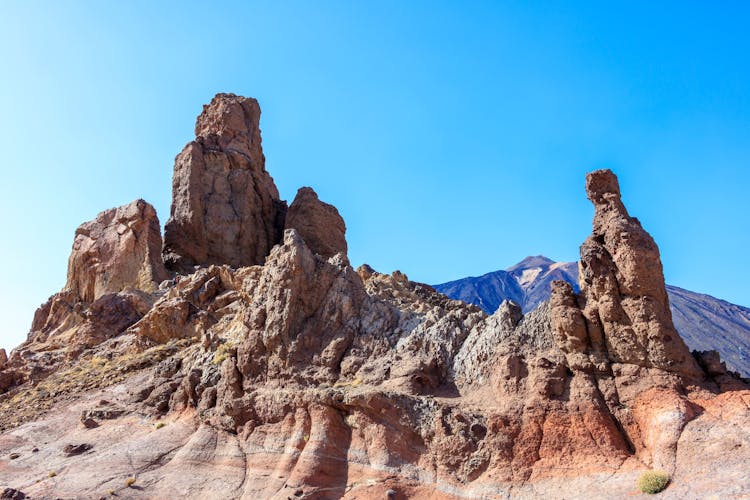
[{"xmin": 66, "ymin": 198, "xmax": 167, "ymax": 303}]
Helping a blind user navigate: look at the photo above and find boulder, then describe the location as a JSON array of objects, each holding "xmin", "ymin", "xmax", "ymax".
[{"xmin": 162, "ymin": 93, "xmax": 287, "ymax": 272}]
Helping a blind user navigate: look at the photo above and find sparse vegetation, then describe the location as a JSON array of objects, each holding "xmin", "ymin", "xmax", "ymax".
[
  {"xmin": 213, "ymin": 342, "xmax": 234, "ymax": 365},
  {"xmin": 155, "ymin": 421, "xmax": 166, "ymax": 429},
  {"xmin": 0, "ymin": 339, "xmax": 194, "ymax": 432},
  {"xmin": 333, "ymin": 377, "xmax": 363, "ymax": 388},
  {"xmin": 125, "ymin": 476, "xmax": 137, "ymax": 487},
  {"xmin": 48, "ymin": 471, "xmax": 57, "ymax": 478},
  {"xmin": 637, "ymin": 470, "xmax": 669, "ymax": 494}
]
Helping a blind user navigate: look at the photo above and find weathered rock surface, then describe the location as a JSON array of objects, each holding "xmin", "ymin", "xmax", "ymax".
[
  {"xmin": 66, "ymin": 199, "xmax": 167, "ymax": 303},
  {"xmin": 570, "ymin": 169, "xmax": 702, "ymax": 377},
  {"xmin": 1, "ymin": 97, "xmax": 748, "ymax": 499},
  {"xmin": 285, "ymin": 187, "xmax": 348, "ymax": 259},
  {"xmin": 162, "ymin": 93, "xmax": 287, "ymax": 272}
]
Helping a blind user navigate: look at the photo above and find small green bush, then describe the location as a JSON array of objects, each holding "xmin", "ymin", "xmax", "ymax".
[
  {"xmin": 637, "ymin": 470, "xmax": 669, "ymax": 494},
  {"xmin": 155, "ymin": 421, "xmax": 166, "ymax": 429},
  {"xmin": 212, "ymin": 342, "xmax": 234, "ymax": 365},
  {"xmin": 125, "ymin": 476, "xmax": 137, "ymax": 487}
]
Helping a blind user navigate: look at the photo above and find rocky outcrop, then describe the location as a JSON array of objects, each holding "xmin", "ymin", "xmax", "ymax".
[
  {"xmin": 285, "ymin": 187, "xmax": 347, "ymax": 259},
  {"xmin": 2, "ymin": 97, "xmax": 748, "ymax": 499},
  {"xmin": 66, "ymin": 199, "xmax": 167, "ymax": 303},
  {"xmin": 549, "ymin": 169, "xmax": 702, "ymax": 377},
  {"xmin": 437, "ymin": 258, "xmax": 750, "ymax": 377},
  {"xmin": 162, "ymin": 93, "xmax": 287, "ymax": 272}
]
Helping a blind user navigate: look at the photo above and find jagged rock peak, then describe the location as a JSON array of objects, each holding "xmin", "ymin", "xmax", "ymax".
[
  {"xmin": 162, "ymin": 93, "xmax": 287, "ymax": 272},
  {"xmin": 284, "ymin": 186, "xmax": 348, "ymax": 259},
  {"xmin": 195, "ymin": 93, "xmax": 263, "ymax": 159},
  {"xmin": 65, "ymin": 199, "xmax": 167, "ymax": 303},
  {"xmin": 551, "ymin": 169, "xmax": 702, "ymax": 377}
]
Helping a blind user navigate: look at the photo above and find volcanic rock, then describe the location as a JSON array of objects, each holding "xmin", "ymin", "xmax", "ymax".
[
  {"xmin": 1, "ymin": 97, "xmax": 748, "ymax": 499},
  {"xmin": 572, "ymin": 169, "xmax": 702, "ymax": 377},
  {"xmin": 162, "ymin": 93, "xmax": 287, "ymax": 272},
  {"xmin": 285, "ymin": 187, "xmax": 348, "ymax": 259},
  {"xmin": 62, "ymin": 443, "xmax": 92, "ymax": 456},
  {"xmin": 546, "ymin": 170, "xmax": 704, "ymax": 376},
  {"xmin": 0, "ymin": 488, "xmax": 26, "ymax": 500},
  {"xmin": 65, "ymin": 199, "xmax": 167, "ymax": 303}
]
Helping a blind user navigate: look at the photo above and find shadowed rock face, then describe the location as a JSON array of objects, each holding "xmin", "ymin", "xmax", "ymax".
[
  {"xmin": 66, "ymin": 199, "xmax": 167, "ymax": 303},
  {"xmin": 285, "ymin": 187, "xmax": 347, "ymax": 259},
  {"xmin": 162, "ymin": 93, "xmax": 287, "ymax": 272}
]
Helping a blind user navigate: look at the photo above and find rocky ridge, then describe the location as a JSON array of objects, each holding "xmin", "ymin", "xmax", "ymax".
[
  {"xmin": 0, "ymin": 94, "xmax": 748, "ymax": 499},
  {"xmin": 434, "ymin": 259, "xmax": 750, "ymax": 377}
]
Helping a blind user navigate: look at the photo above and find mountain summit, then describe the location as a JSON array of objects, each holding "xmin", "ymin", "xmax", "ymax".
[{"xmin": 435, "ymin": 255, "xmax": 578, "ymax": 313}]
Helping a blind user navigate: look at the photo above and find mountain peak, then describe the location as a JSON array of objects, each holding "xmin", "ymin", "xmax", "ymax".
[{"xmin": 506, "ymin": 255, "xmax": 555, "ymax": 272}]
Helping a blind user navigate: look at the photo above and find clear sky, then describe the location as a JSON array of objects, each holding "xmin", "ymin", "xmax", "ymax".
[{"xmin": 1, "ymin": 1, "xmax": 749, "ymax": 350}]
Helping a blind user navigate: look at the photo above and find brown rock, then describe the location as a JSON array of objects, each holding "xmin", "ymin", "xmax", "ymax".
[
  {"xmin": 62, "ymin": 443, "xmax": 92, "ymax": 456},
  {"xmin": 1, "ymin": 488, "xmax": 27, "ymax": 500},
  {"xmin": 66, "ymin": 199, "xmax": 167, "ymax": 303},
  {"xmin": 0, "ymin": 349, "xmax": 6, "ymax": 369},
  {"xmin": 285, "ymin": 187, "xmax": 347, "ymax": 259},
  {"xmin": 81, "ymin": 417, "xmax": 99, "ymax": 429},
  {"xmin": 163, "ymin": 93, "xmax": 286, "ymax": 272},
  {"xmin": 549, "ymin": 169, "xmax": 702, "ymax": 377}
]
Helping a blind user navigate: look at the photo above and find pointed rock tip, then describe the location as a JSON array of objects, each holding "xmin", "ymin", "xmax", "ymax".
[{"xmin": 194, "ymin": 93, "xmax": 261, "ymax": 143}]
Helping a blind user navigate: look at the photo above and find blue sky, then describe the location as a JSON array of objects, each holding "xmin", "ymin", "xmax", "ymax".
[{"xmin": 1, "ymin": 1, "xmax": 749, "ymax": 349}]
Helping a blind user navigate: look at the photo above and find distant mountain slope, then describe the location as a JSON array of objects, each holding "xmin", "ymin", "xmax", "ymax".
[
  {"xmin": 435, "ymin": 256, "xmax": 579, "ymax": 313},
  {"xmin": 435, "ymin": 256, "xmax": 750, "ymax": 377}
]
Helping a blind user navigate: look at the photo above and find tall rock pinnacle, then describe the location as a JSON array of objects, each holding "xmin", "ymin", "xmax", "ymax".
[
  {"xmin": 162, "ymin": 93, "xmax": 287, "ymax": 272},
  {"xmin": 552, "ymin": 169, "xmax": 702, "ymax": 377}
]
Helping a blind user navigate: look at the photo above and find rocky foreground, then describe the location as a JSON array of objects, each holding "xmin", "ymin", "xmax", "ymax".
[{"xmin": 0, "ymin": 94, "xmax": 748, "ymax": 499}]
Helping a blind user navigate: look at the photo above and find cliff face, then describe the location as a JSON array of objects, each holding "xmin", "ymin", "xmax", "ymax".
[
  {"xmin": 0, "ymin": 95, "xmax": 748, "ymax": 500},
  {"xmin": 162, "ymin": 94, "xmax": 287, "ymax": 273}
]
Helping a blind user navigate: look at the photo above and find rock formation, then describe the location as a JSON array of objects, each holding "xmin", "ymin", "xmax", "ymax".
[
  {"xmin": 285, "ymin": 187, "xmax": 348, "ymax": 259},
  {"xmin": 1, "ymin": 97, "xmax": 748, "ymax": 499},
  {"xmin": 66, "ymin": 199, "xmax": 167, "ymax": 303},
  {"xmin": 162, "ymin": 93, "xmax": 287, "ymax": 272},
  {"xmin": 550, "ymin": 169, "xmax": 702, "ymax": 377}
]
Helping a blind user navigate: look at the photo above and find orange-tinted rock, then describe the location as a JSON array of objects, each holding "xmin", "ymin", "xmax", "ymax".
[{"xmin": 162, "ymin": 93, "xmax": 287, "ymax": 272}]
